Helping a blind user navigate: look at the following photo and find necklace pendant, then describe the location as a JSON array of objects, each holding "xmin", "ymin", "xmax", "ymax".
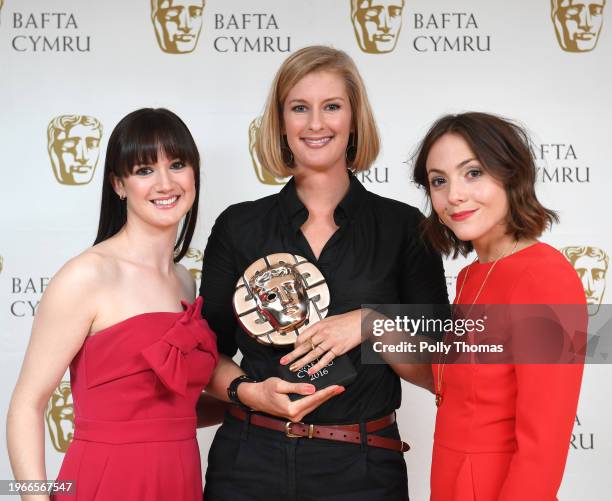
[{"xmin": 435, "ymin": 393, "xmax": 442, "ymax": 407}]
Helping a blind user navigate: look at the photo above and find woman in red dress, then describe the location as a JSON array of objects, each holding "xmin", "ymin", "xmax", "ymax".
[
  {"xmin": 412, "ymin": 112, "xmax": 586, "ymax": 500},
  {"xmin": 7, "ymin": 108, "xmax": 219, "ymax": 500}
]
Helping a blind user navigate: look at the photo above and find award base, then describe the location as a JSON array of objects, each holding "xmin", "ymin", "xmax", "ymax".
[{"xmin": 278, "ymin": 354, "xmax": 358, "ymax": 401}]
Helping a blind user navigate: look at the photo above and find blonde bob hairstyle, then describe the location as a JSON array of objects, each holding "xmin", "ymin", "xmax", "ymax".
[{"xmin": 255, "ymin": 45, "xmax": 380, "ymax": 179}]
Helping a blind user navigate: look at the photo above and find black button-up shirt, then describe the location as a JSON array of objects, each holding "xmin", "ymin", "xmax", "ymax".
[{"xmin": 199, "ymin": 172, "xmax": 448, "ymax": 423}]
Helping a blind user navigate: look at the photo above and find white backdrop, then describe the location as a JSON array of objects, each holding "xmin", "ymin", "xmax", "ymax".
[{"xmin": 1, "ymin": 1, "xmax": 610, "ymax": 499}]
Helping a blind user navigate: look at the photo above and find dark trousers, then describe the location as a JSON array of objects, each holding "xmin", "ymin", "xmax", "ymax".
[{"xmin": 204, "ymin": 413, "xmax": 409, "ymax": 501}]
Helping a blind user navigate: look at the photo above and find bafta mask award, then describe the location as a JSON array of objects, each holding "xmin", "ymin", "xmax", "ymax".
[{"xmin": 233, "ymin": 253, "xmax": 357, "ymax": 399}]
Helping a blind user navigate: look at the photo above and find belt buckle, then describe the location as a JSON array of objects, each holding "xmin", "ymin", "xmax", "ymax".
[
  {"xmin": 285, "ymin": 421, "xmax": 314, "ymax": 438},
  {"xmin": 285, "ymin": 421, "xmax": 302, "ymax": 438}
]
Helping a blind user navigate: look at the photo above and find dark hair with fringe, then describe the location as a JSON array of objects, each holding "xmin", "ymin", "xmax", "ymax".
[
  {"xmin": 93, "ymin": 108, "xmax": 200, "ymax": 262},
  {"xmin": 412, "ymin": 112, "xmax": 558, "ymax": 258}
]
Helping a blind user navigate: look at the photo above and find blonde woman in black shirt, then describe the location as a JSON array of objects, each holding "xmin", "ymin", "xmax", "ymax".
[{"xmin": 201, "ymin": 46, "xmax": 448, "ymax": 501}]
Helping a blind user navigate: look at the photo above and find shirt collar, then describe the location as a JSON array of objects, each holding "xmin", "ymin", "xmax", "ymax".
[
  {"xmin": 278, "ymin": 176, "xmax": 305, "ymax": 224},
  {"xmin": 278, "ymin": 170, "xmax": 367, "ymax": 228},
  {"xmin": 337, "ymin": 170, "xmax": 367, "ymax": 219}
]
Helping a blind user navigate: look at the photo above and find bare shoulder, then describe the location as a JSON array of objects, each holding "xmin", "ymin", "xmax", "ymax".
[
  {"xmin": 175, "ymin": 263, "xmax": 196, "ymax": 300},
  {"xmin": 52, "ymin": 252, "xmax": 104, "ymax": 290},
  {"xmin": 20, "ymin": 249, "xmax": 119, "ymax": 397},
  {"xmin": 43, "ymin": 246, "xmax": 121, "ymax": 312},
  {"xmin": 32, "ymin": 249, "xmax": 117, "ymax": 342}
]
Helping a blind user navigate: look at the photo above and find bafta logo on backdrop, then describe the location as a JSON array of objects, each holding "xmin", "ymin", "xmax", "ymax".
[
  {"xmin": 151, "ymin": 0, "xmax": 205, "ymax": 54},
  {"xmin": 561, "ymin": 246, "xmax": 609, "ymax": 315},
  {"xmin": 45, "ymin": 380, "xmax": 74, "ymax": 453},
  {"xmin": 248, "ymin": 117, "xmax": 287, "ymax": 185},
  {"xmin": 47, "ymin": 115, "xmax": 103, "ymax": 186},
  {"xmin": 351, "ymin": 0, "xmax": 405, "ymax": 53},
  {"xmin": 551, "ymin": 0, "xmax": 606, "ymax": 52},
  {"xmin": 182, "ymin": 247, "xmax": 204, "ymax": 282}
]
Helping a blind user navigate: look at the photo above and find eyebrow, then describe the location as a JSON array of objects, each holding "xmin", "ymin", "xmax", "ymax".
[
  {"xmin": 134, "ymin": 157, "xmax": 182, "ymax": 166},
  {"xmin": 427, "ymin": 157, "xmax": 479, "ymax": 175},
  {"xmin": 288, "ymin": 97, "xmax": 346, "ymax": 105}
]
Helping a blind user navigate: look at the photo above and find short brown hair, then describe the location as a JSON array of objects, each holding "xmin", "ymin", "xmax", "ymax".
[
  {"xmin": 412, "ymin": 112, "xmax": 558, "ymax": 258},
  {"xmin": 255, "ymin": 45, "xmax": 380, "ymax": 178}
]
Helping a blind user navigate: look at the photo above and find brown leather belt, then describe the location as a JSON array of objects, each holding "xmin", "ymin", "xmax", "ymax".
[{"xmin": 228, "ymin": 406, "xmax": 410, "ymax": 453}]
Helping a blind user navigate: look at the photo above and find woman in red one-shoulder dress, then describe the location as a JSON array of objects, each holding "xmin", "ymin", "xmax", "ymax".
[
  {"xmin": 412, "ymin": 112, "xmax": 586, "ymax": 500},
  {"xmin": 7, "ymin": 108, "xmax": 219, "ymax": 500}
]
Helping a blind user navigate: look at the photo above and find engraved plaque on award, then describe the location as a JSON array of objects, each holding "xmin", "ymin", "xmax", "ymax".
[{"xmin": 233, "ymin": 253, "xmax": 357, "ymax": 399}]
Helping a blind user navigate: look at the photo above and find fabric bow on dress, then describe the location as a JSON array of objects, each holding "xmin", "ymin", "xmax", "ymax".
[{"xmin": 141, "ymin": 297, "xmax": 218, "ymax": 396}]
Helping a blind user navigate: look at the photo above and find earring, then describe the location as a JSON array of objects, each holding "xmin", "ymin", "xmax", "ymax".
[
  {"xmin": 120, "ymin": 193, "xmax": 126, "ymax": 201},
  {"xmin": 281, "ymin": 135, "xmax": 294, "ymax": 167},
  {"xmin": 346, "ymin": 133, "xmax": 357, "ymax": 164},
  {"xmin": 438, "ymin": 216, "xmax": 446, "ymax": 226}
]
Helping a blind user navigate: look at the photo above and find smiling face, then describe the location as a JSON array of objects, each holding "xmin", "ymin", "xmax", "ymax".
[
  {"xmin": 152, "ymin": 0, "xmax": 205, "ymax": 53},
  {"xmin": 553, "ymin": 0, "xmax": 606, "ymax": 51},
  {"xmin": 352, "ymin": 0, "xmax": 404, "ymax": 53},
  {"xmin": 426, "ymin": 133, "xmax": 510, "ymax": 250},
  {"xmin": 114, "ymin": 151, "xmax": 196, "ymax": 230},
  {"xmin": 251, "ymin": 263, "xmax": 309, "ymax": 332},
  {"xmin": 282, "ymin": 70, "xmax": 353, "ymax": 175}
]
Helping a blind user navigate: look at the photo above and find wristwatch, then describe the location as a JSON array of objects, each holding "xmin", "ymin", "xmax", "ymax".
[{"xmin": 227, "ymin": 375, "xmax": 258, "ymax": 411}]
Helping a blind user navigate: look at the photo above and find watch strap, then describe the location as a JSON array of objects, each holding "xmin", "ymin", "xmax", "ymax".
[{"xmin": 227, "ymin": 374, "xmax": 257, "ymax": 411}]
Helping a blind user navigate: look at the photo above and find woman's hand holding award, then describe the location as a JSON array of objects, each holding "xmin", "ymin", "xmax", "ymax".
[{"xmin": 233, "ymin": 253, "xmax": 357, "ymax": 400}]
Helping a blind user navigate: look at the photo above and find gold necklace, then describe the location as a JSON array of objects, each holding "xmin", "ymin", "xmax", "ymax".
[{"xmin": 435, "ymin": 240, "xmax": 518, "ymax": 407}]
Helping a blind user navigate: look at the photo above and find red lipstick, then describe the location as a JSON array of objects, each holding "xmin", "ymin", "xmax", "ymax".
[{"xmin": 450, "ymin": 209, "xmax": 478, "ymax": 221}]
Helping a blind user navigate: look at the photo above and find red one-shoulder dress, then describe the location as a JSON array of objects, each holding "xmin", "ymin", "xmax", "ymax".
[{"xmin": 52, "ymin": 297, "xmax": 218, "ymax": 501}]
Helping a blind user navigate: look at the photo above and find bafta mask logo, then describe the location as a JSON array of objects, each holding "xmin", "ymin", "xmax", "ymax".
[
  {"xmin": 151, "ymin": 0, "xmax": 205, "ymax": 54},
  {"xmin": 234, "ymin": 253, "xmax": 330, "ymax": 345},
  {"xmin": 47, "ymin": 115, "xmax": 103, "ymax": 186},
  {"xmin": 182, "ymin": 247, "xmax": 203, "ymax": 282},
  {"xmin": 45, "ymin": 380, "xmax": 74, "ymax": 453},
  {"xmin": 251, "ymin": 263, "xmax": 309, "ymax": 333},
  {"xmin": 0, "ymin": 255, "xmax": 3, "ymax": 274},
  {"xmin": 0, "ymin": 0, "xmax": 4, "ymax": 26},
  {"xmin": 561, "ymin": 246, "xmax": 609, "ymax": 315},
  {"xmin": 248, "ymin": 117, "xmax": 287, "ymax": 185},
  {"xmin": 351, "ymin": 0, "xmax": 405, "ymax": 54},
  {"xmin": 552, "ymin": 0, "xmax": 606, "ymax": 52}
]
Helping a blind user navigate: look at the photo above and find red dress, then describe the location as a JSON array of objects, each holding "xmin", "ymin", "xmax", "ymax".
[
  {"xmin": 431, "ymin": 243, "xmax": 586, "ymax": 501},
  {"xmin": 52, "ymin": 297, "xmax": 218, "ymax": 501}
]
